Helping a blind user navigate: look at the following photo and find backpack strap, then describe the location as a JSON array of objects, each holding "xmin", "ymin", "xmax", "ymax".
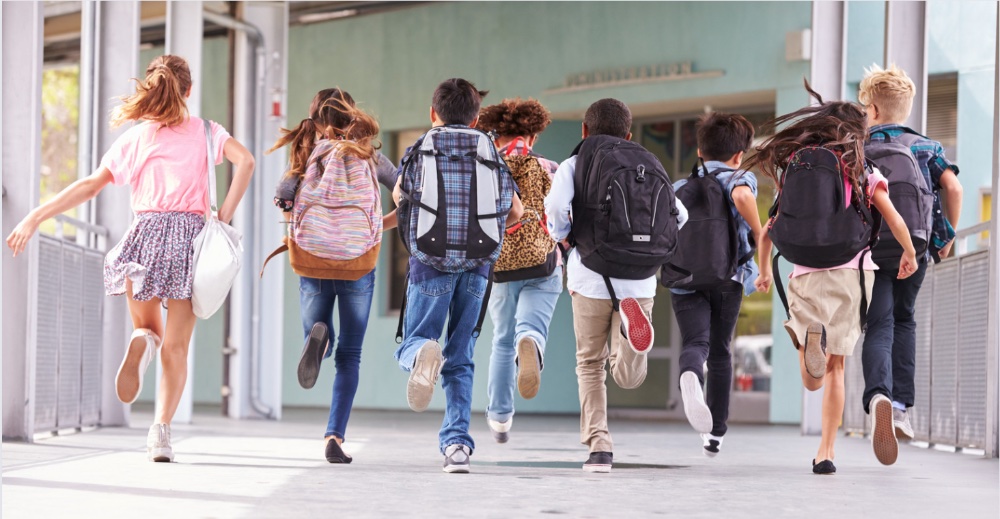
[
  {"xmin": 858, "ymin": 251, "xmax": 870, "ymax": 333},
  {"xmin": 259, "ymin": 242, "xmax": 290, "ymax": 278},
  {"xmin": 772, "ymin": 252, "xmax": 791, "ymax": 320},
  {"xmin": 602, "ymin": 275, "xmax": 620, "ymax": 312},
  {"xmin": 472, "ymin": 268, "xmax": 495, "ymax": 338},
  {"xmin": 395, "ymin": 268, "xmax": 410, "ymax": 344}
]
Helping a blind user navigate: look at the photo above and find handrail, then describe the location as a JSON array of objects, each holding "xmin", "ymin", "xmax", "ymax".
[
  {"xmin": 952, "ymin": 220, "xmax": 991, "ymax": 257},
  {"xmin": 52, "ymin": 214, "xmax": 109, "ymax": 237}
]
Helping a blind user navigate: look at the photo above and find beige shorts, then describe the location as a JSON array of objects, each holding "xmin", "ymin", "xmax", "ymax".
[{"xmin": 782, "ymin": 269, "xmax": 875, "ymax": 356}]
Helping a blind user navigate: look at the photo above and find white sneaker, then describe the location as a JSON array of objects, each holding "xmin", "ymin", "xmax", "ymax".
[
  {"xmin": 487, "ymin": 417, "xmax": 512, "ymax": 444},
  {"xmin": 407, "ymin": 341, "xmax": 443, "ymax": 412},
  {"xmin": 116, "ymin": 328, "xmax": 160, "ymax": 404},
  {"xmin": 702, "ymin": 433, "xmax": 723, "ymax": 458},
  {"xmin": 147, "ymin": 424, "xmax": 174, "ymax": 462},
  {"xmin": 870, "ymin": 394, "xmax": 898, "ymax": 465},
  {"xmin": 680, "ymin": 371, "xmax": 713, "ymax": 434},
  {"xmin": 442, "ymin": 444, "xmax": 471, "ymax": 473}
]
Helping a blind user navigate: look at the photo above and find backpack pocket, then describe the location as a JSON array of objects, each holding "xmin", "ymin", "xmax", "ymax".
[{"xmin": 295, "ymin": 203, "xmax": 376, "ymax": 260}]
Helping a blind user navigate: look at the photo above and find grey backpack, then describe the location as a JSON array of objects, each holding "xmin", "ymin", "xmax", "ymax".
[{"xmin": 864, "ymin": 129, "xmax": 934, "ymax": 268}]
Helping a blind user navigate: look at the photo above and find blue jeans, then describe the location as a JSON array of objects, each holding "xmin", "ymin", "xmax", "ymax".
[
  {"xmin": 299, "ymin": 270, "xmax": 375, "ymax": 440},
  {"xmin": 485, "ymin": 269, "xmax": 563, "ymax": 422},
  {"xmin": 394, "ymin": 270, "xmax": 487, "ymax": 454}
]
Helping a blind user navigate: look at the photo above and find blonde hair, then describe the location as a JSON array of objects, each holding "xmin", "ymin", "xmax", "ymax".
[
  {"xmin": 858, "ymin": 63, "xmax": 915, "ymax": 123},
  {"xmin": 110, "ymin": 55, "xmax": 191, "ymax": 128}
]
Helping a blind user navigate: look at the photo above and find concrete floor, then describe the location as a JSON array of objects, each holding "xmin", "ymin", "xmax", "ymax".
[{"xmin": 2, "ymin": 406, "xmax": 998, "ymax": 519}]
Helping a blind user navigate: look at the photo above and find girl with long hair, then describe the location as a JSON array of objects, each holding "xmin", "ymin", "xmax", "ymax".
[
  {"xmin": 7, "ymin": 54, "xmax": 255, "ymax": 462},
  {"xmin": 268, "ymin": 88, "xmax": 391, "ymax": 464},
  {"xmin": 748, "ymin": 82, "xmax": 917, "ymax": 474}
]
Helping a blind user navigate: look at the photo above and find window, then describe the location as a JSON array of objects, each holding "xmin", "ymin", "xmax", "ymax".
[
  {"xmin": 386, "ymin": 129, "xmax": 428, "ymax": 312},
  {"xmin": 927, "ymin": 74, "xmax": 958, "ymax": 160}
]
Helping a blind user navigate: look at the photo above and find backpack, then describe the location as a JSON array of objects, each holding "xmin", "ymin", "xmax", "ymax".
[
  {"xmin": 570, "ymin": 135, "xmax": 681, "ymax": 283},
  {"xmin": 261, "ymin": 141, "xmax": 383, "ymax": 280},
  {"xmin": 493, "ymin": 154, "xmax": 558, "ymax": 283},
  {"xmin": 396, "ymin": 126, "xmax": 516, "ymax": 273},
  {"xmin": 767, "ymin": 146, "xmax": 880, "ymax": 331},
  {"xmin": 865, "ymin": 128, "xmax": 934, "ymax": 269},
  {"xmin": 661, "ymin": 160, "xmax": 753, "ymax": 290}
]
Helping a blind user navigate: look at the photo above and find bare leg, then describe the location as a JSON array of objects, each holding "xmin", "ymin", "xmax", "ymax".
[
  {"xmin": 124, "ymin": 280, "xmax": 164, "ymax": 341},
  {"xmin": 815, "ymin": 354, "xmax": 845, "ymax": 463},
  {"xmin": 154, "ymin": 298, "xmax": 197, "ymax": 425}
]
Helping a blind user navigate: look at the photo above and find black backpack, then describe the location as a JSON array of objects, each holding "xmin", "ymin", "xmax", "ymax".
[
  {"xmin": 865, "ymin": 128, "xmax": 934, "ymax": 269},
  {"xmin": 661, "ymin": 160, "xmax": 754, "ymax": 291},
  {"xmin": 768, "ymin": 146, "xmax": 880, "ymax": 331}
]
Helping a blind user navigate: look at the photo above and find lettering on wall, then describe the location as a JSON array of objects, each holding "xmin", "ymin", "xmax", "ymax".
[{"xmin": 545, "ymin": 62, "xmax": 724, "ymax": 94}]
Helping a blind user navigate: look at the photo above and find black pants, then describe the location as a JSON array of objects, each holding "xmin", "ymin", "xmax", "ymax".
[
  {"xmin": 671, "ymin": 281, "xmax": 743, "ymax": 436},
  {"xmin": 861, "ymin": 258, "xmax": 928, "ymax": 413}
]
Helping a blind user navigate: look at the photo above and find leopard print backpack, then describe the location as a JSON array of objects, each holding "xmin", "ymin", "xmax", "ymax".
[{"xmin": 494, "ymin": 154, "xmax": 557, "ymax": 278}]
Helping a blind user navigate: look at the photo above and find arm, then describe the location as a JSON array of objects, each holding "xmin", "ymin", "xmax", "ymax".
[
  {"xmin": 544, "ymin": 157, "xmax": 576, "ymax": 242},
  {"xmin": 218, "ymin": 138, "xmax": 255, "ymax": 224},
  {"xmin": 937, "ymin": 168, "xmax": 963, "ymax": 258},
  {"xmin": 506, "ymin": 193, "xmax": 524, "ymax": 227},
  {"xmin": 382, "ymin": 209, "xmax": 398, "ymax": 231},
  {"xmin": 754, "ymin": 230, "xmax": 773, "ymax": 293},
  {"xmin": 731, "ymin": 185, "xmax": 763, "ymax": 249},
  {"xmin": 871, "ymin": 186, "xmax": 918, "ymax": 279},
  {"xmin": 392, "ymin": 176, "xmax": 402, "ymax": 207},
  {"xmin": 6, "ymin": 168, "xmax": 114, "ymax": 257}
]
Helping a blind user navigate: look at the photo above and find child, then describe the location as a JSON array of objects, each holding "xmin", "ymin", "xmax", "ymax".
[
  {"xmin": 475, "ymin": 98, "xmax": 563, "ymax": 443},
  {"xmin": 545, "ymin": 98, "xmax": 688, "ymax": 473},
  {"xmin": 857, "ymin": 64, "xmax": 963, "ymax": 444},
  {"xmin": 749, "ymin": 82, "xmax": 918, "ymax": 474},
  {"xmin": 268, "ymin": 88, "xmax": 388, "ymax": 464},
  {"xmin": 6, "ymin": 55, "xmax": 255, "ymax": 462},
  {"xmin": 391, "ymin": 78, "xmax": 523, "ymax": 473},
  {"xmin": 668, "ymin": 112, "xmax": 763, "ymax": 458}
]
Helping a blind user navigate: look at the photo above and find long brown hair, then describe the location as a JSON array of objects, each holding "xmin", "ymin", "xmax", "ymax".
[
  {"xmin": 743, "ymin": 79, "xmax": 869, "ymax": 198},
  {"xmin": 267, "ymin": 88, "xmax": 381, "ymax": 180},
  {"xmin": 110, "ymin": 55, "xmax": 191, "ymax": 128}
]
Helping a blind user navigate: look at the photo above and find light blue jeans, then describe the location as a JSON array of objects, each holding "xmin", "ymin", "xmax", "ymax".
[{"xmin": 486, "ymin": 268, "xmax": 563, "ymax": 423}]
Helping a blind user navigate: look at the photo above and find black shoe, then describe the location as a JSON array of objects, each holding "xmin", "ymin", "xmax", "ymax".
[
  {"xmin": 583, "ymin": 451, "xmax": 613, "ymax": 473},
  {"xmin": 812, "ymin": 458, "xmax": 836, "ymax": 475},
  {"xmin": 325, "ymin": 438, "xmax": 352, "ymax": 464},
  {"xmin": 298, "ymin": 323, "xmax": 329, "ymax": 389}
]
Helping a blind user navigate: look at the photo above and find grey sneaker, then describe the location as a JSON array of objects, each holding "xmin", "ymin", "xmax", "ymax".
[
  {"xmin": 487, "ymin": 417, "xmax": 512, "ymax": 444},
  {"xmin": 870, "ymin": 394, "xmax": 898, "ymax": 465},
  {"xmin": 893, "ymin": 408, "xmax": 915, "ymax": 440},
  {"xmin": 147, "ymin": 424, "xmax": 174, "ymax": 462},
  {"xmin": 407, "ymin": 341, "xmax": 443, "ymax": 412},
  {"xmin": 442, "ymin": 444, "xmax": 471, "ymax": 473},
  {"xmin": 116, "ymin": 329, "xmax": 159, "ymax": 404}
]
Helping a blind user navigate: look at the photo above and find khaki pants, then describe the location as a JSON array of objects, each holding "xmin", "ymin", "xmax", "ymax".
[{"xmin": 572, "ymin": 293, "xmax": 653, "ymax": 453}]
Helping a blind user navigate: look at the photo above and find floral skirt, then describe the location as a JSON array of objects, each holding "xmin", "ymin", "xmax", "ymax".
[{"xmin": 104, "ymin": 211, "xmax": 205, "ymax": 303}]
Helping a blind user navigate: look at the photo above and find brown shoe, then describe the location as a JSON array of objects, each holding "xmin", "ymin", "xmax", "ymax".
[
  {"xmin": 803, "ymin": 322, "xmax": 827, "ymax": 379},
  {"xmin": 516, "ymin": 336, "xmax": 541, "ymax": 399}
]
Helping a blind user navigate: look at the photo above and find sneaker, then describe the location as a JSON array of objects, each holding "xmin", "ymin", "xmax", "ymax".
[
  {"xmin": 702, "ymin": 433, "xmax": 723, "ymax": 458},
  {"xmin": 619, "ymin": 298, "xmax": 654, "ymax": 354},
  {"xmin": 147, "ymin": 424, "xmax": 174, "ymax": 462},
  {"xmin": 298, "ymin": 322, "xmax": 329, "ymax": 390},
  {"xmin": 516, "ymin": 336, "xmax": 542, "ymax": 399},
  {"xmin": 680, "ymin": 371, "xmax": 713, "ymax": 434},
  {"xmin": 487, "ymin": 417, "xmax": 512, "ymax": 444},
  {"xmin": 407, "ymin": 341, "xmax": 443, "ymax": 412},
  {"xmin": 893, "ymin": 408, "xmax": 915, "ymax": 440},
  {"xmin": 325, "ymin": 437, "xmax": 353, "ymax": 464},
  {"xmin": 870, "ymin": 394, "xmax": 899, "ymax": 465},
  {"xmin": 803, "ymin": 322, "xmax": 827, "ymax": 379},
  {"xmin": 812, "ymin": 458, "xmax": 836, "ymax": 475},
  {"xmin": 116, "ymin": 329, "xmax": 160, "ymax": 404},
  {"xmin": 442, "ymin": 444, "xmax": 471, "ymax": 473},
  {"xmin": 583, "ymin": 451, "xmax": 613, "ymax": 473}
]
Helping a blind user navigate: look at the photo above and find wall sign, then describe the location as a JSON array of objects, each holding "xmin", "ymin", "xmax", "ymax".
[{"xmin": 545, "ymin": 61, "xmax": 724, "ymax": 94}]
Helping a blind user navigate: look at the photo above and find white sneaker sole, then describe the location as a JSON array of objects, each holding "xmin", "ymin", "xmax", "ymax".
[
  {"xmin": 442, "ymin": 464, "xmax": 470, "ymax": 474},
  {"xmin": 516, "ymin": 337, "xmax": 541, "ymax": 399},
  {"xmin": 703, "ymin": 448, "xmax": 718, "ymax": 459},
  {"xmin": 407, "ymin": 341, "xmax": 442, "ymax": 412},
  {"xmin": 116, "ymin": 332, "xmax": 153, "ymax": 404},
  {"xmin": 148, "ymin": 447, "xmax": 174, "ymax": 463},
  {"xmin": 583, "ymin": 464, "xmax": 612, "ymax": 473},
  {"xmin": 680, "ymin": 372, "xmax": 713, "ymax": 434},
  {"xmin": 894, "ymin": 421, "xmax": 915, "ymax": 440},
  {"xmin": 872, "ymin": 397, "xmax": 899, "ymax": 465}
]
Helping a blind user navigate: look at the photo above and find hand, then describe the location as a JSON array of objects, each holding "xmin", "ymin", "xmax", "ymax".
[
  {"xmin": 939, "ymin": 240, "xmax": 954, "ymax": 259},
  {"xmin": 754, "ymin": 272, "xmax": 772, "ymax": 293},
  {"xmin": 897, "ymin": 251, "xmax": 918, "ymax": 279},
  {"xmin": 6, "ymin": 213, "xmax": 40, "ymax": 258},
  {"xmin": 217, "ymin": 210, "xmax": 231, "ymax": 224}
]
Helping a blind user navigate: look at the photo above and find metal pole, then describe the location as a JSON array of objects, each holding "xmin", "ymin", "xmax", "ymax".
[
  {"xmin": 985, "ymin": 1, "xmax": 1000, "ymax": 460},
  {"xmin": 885, "ymin": 1, "xmax": 929, "ymax": 134}
]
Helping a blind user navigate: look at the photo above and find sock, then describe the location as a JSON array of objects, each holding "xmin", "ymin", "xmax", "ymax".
[{"xmin": 892, "ymin": 400, "xmax": 906, "ymax": 411}]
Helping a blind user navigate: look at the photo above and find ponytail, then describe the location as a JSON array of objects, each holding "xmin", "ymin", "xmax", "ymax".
[
  {"xmin": 110, "ymin": 55, "xmax": 191, "ymax": 128},
  {"xmin": 268, "ymin": 117, "xmax": 319, "ymax": 180}
]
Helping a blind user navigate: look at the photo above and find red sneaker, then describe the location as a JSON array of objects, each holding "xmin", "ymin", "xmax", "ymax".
[{"xmin": 619, "ymin": 297, "xmax": 654, "ymax": 354}]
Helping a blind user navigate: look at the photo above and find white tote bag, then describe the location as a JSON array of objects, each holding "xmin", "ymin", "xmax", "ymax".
[{"xmin": 190, "ymin": 120, "xmax": 243, "ymax": 319}]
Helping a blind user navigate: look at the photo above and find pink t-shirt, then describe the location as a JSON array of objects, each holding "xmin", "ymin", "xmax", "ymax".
[
  {"xmin": 100, "ymin": 117, "xmax": 231, "ymax": 214},
  {"xmin": 790, "ymin": 169, "xmax": 888, "ymax": 278}
]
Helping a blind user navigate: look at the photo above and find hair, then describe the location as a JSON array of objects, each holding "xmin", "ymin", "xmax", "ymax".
[
  {"xmin": 696, "ymin": 112, "xmax": 755, "ymax": 162},
  {"xmin": 110, "ymin": 55, "xmax": 191, "ymax": 128},
  {"xmin": 742, "ymin": 79, "xmax": 869, "ymax": 198},
  {"xmin": 267, "ymin": 88, "xmax": 381, "ymax": 180},
  {"xmin": 858, "ymin": 63, "xmax": 915, "ymax": 123},
  {"xmin": 475, "ymin": 98, "xmax": 552, "ymax": 138},
  {"xmin": 432, "ymin": 78, "xmax": 488, "ymax": 125},
  {"xmin": 584, "ymin": 98, "xmax": 632, "ymax": 138}
]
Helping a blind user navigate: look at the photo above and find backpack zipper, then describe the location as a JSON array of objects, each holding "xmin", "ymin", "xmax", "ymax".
[
  {"xmin": 612, "ymin": 179, "xmax": 632, "ymax": 232},
  {"xmin": 651, "ymin": 183, "xmax": 665, "ymax": 229},
  {"xmin": 297, "ymin": 203, "xmax": 375, "ymax": 236}
]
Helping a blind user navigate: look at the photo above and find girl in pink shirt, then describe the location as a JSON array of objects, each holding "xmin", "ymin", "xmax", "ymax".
[
  {"xmin": 6, "ymin": 55, "xmax": 255, "ymax": 463},
  {"xmin": 747, "ymin": 83, "xmax": 917, "ymax": 475}
]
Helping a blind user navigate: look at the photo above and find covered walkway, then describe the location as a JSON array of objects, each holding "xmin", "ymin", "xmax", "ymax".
[{"xmin": 2, "ymin": 409, "xmax": 998, "ymax": 518}]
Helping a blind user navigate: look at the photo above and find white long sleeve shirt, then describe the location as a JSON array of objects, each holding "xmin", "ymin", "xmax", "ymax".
[{"xmin": 544, "ymin": 155, "xmax": 688, "ymax": 300}]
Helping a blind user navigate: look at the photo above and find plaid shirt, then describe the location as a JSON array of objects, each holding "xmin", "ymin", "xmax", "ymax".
[{"xmin": 869, "ymin": 124, "xmax": 960, "ymax": 257}]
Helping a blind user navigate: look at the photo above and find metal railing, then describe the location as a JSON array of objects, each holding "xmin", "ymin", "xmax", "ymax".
[
  {"xmin": 32, "ymin": 215, "xmax": 108, "ymax": 434},
  {"xmin": 844, "ymin": 222, "xmax": 996, "ymax": 454}
]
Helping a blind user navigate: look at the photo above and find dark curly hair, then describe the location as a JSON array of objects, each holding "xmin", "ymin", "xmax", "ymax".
[{"xmin": 476, "ymin": 98, "xmax": 552, "ymax": 138}]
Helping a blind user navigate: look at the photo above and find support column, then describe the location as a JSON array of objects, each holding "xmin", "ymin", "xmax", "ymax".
[
  {"xmin": 91, "ymin": 0, "xmax": 141, "ymax": 428},
  {"xmin": 885, "ymin": 1, "xmax": 928, "ymax": 133},
  {"xmin": 1, "ymin": 1, "xmax": 43, "ymax": 441},
  {"xmin": 985, "ymin": 5, "xmax": 1000, "ymax": 460},
  {"xmin": 160, "ymin": 0, "xmax": 204, "ymax": 425}
]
